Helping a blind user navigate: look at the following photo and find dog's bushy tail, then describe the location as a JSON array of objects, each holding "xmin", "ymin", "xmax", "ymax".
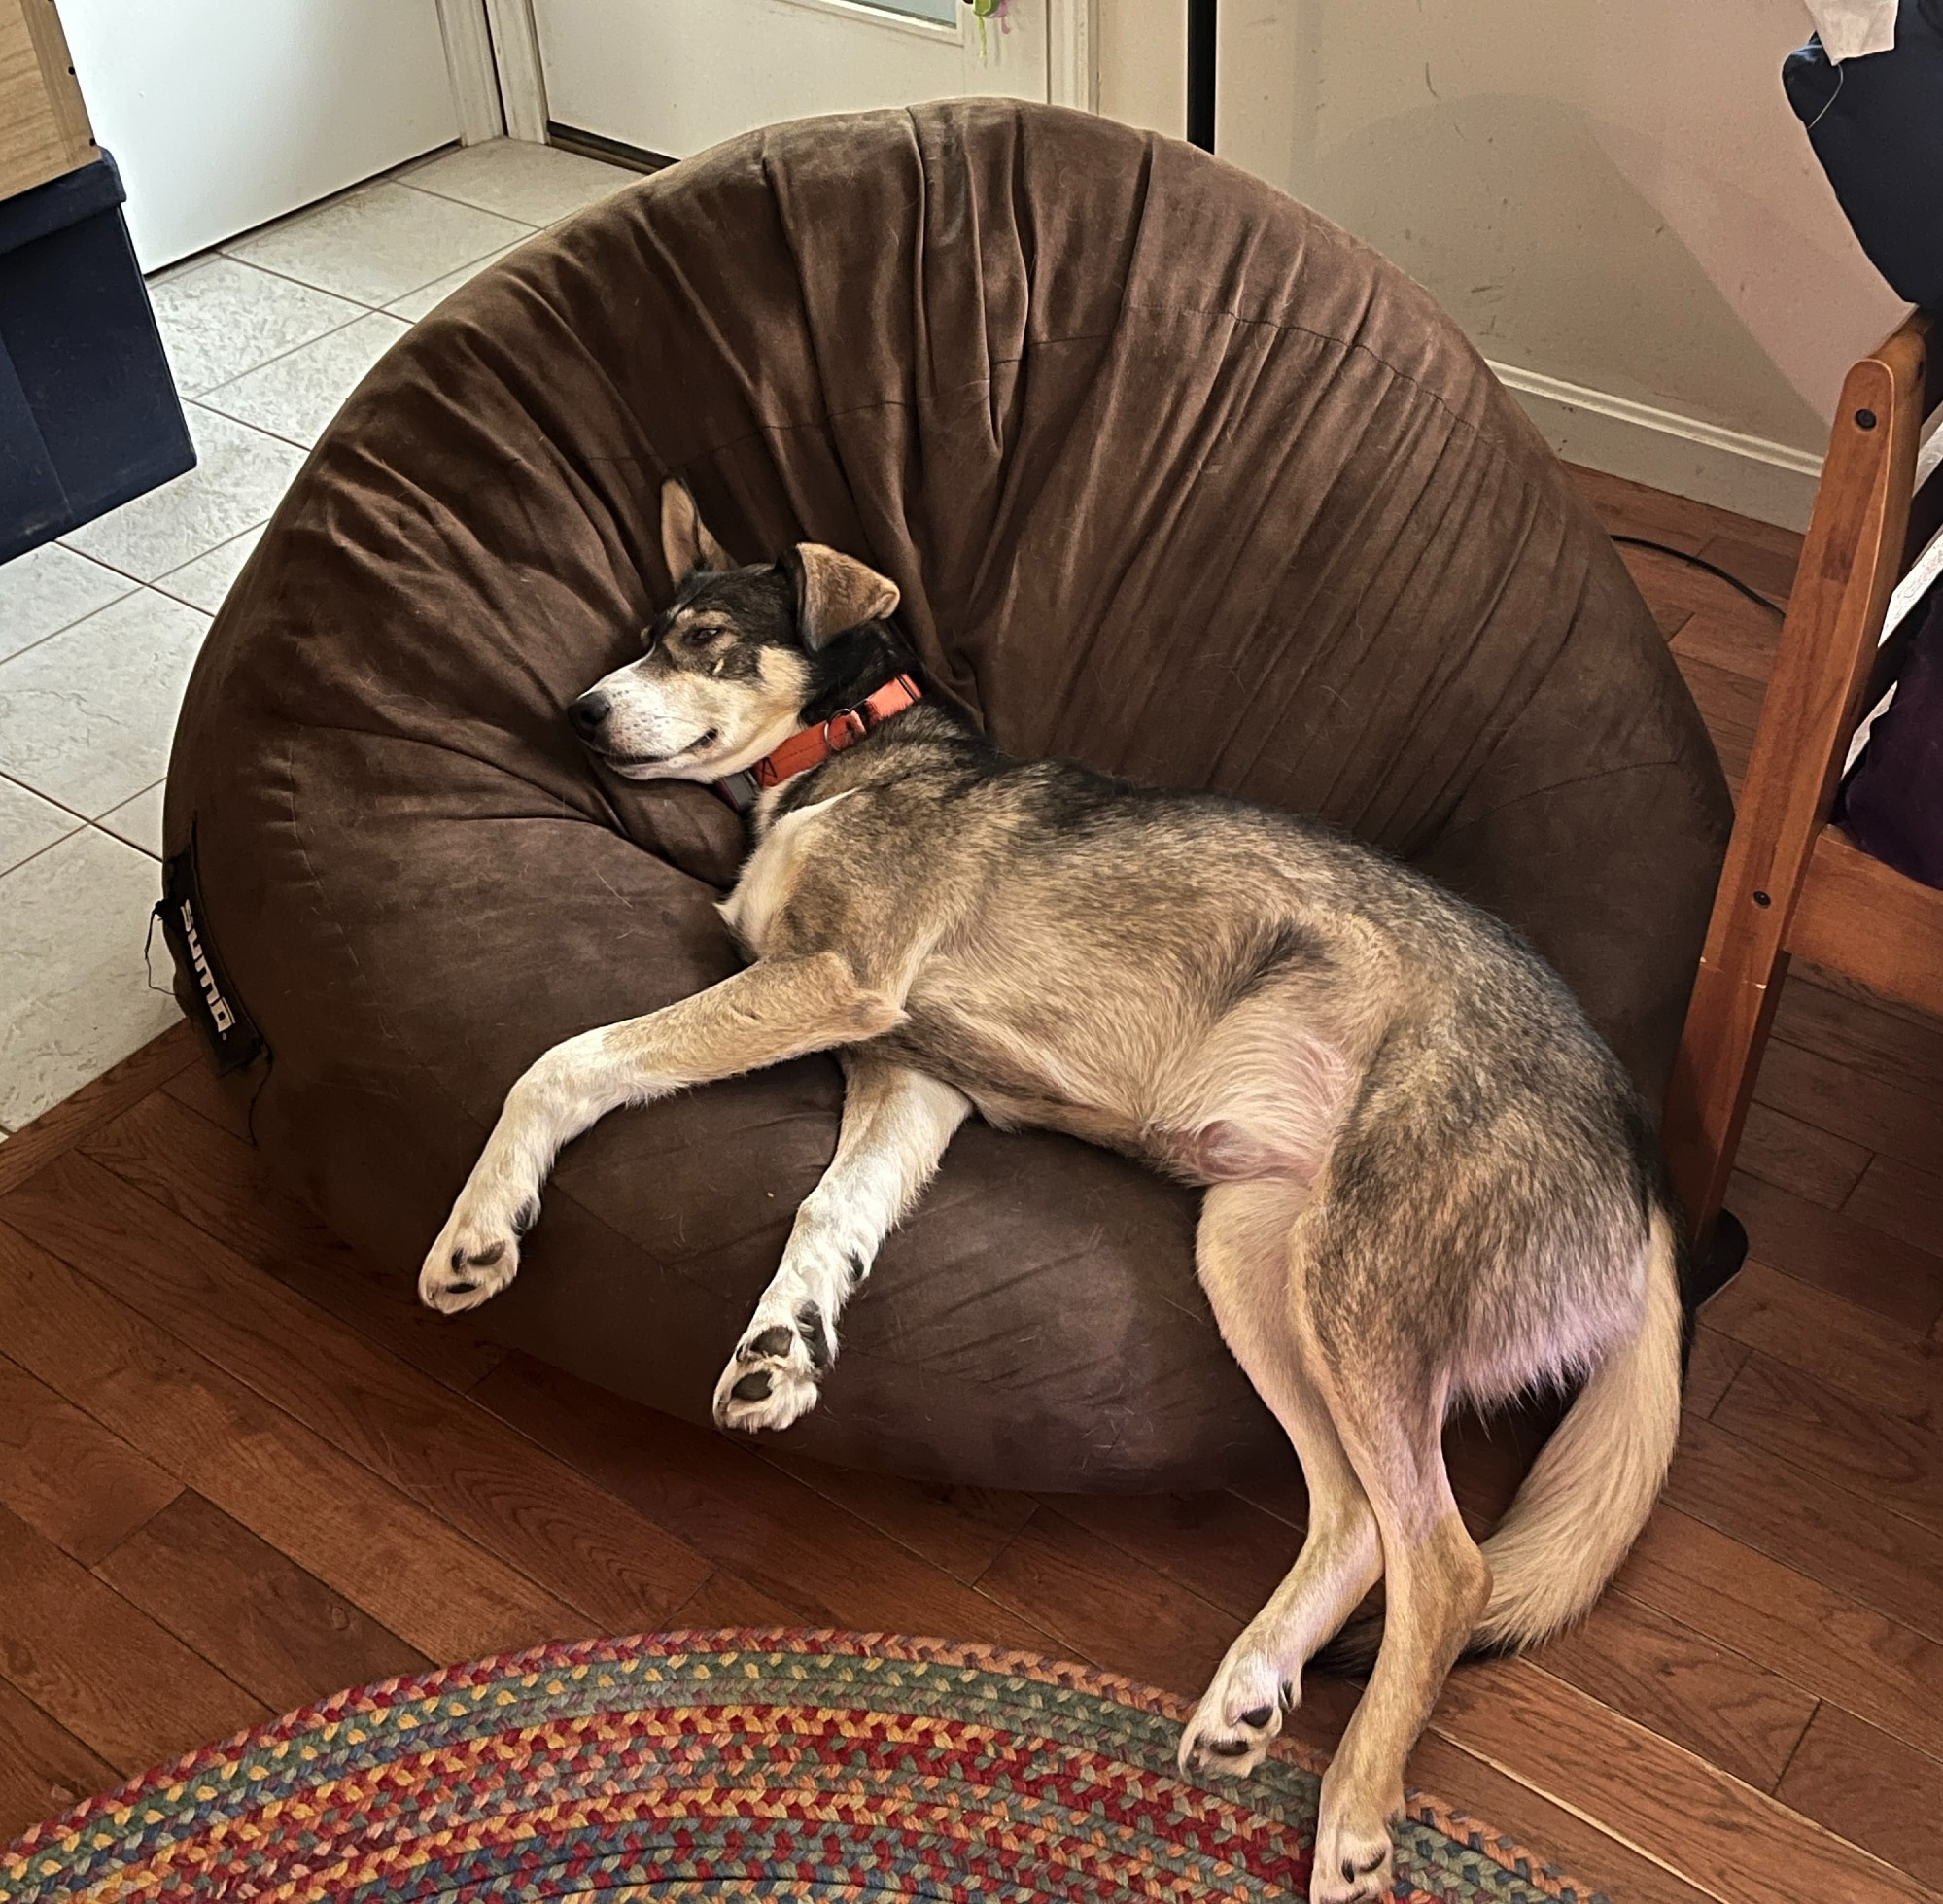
[{"xmin": 1315, "ymin": 1200, "xmax": 1683, "ymax": 1677}]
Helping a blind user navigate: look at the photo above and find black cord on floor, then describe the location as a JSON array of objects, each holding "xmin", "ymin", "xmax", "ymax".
[{"xmin": 1609, "ymin": 533, "xmax": 1788, "ymax": 619}]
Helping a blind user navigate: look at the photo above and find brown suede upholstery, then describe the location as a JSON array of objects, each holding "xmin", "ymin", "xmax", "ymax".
[{"xmin": 166, "ymin": 103, "xmax": 1730, "ymax": 1491}]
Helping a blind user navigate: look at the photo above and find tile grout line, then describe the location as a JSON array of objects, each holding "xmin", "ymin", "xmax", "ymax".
[
  {"xmin": 0, "ymin": 763, "xmax": 166, "ymax": 878},
  {"xmin": 0, "ymin": 557, "xmax": 140, "ymax": 656},
  {"xmin": 146, "ymin": 528, "xmax": 267, "ymax": 612},
  {"xmin": 184, "ymin": 304, "xmax": 383, "ymax": 406},
  {"xmin": 214, "ymin": 184, "xmax": 541, "ymax": 310},
  {"xmin": 0, "ymin": 578, "xmax": 210, "ymax": 674}
]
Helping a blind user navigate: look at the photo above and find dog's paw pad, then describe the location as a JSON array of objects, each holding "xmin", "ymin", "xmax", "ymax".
[
  {"xmin": 795, "ymin": 1300, "xmax": 833, "ymax": 1373},
  {"xmin": 1177, "ymin": 1656, "xmax": 1288, "ymax": 1781},
  {"xmin": 712, "ymin": 1318, "xmax": 825, "ymax": 1434},
  {"xmin": 1311, "ymin": 1815, "xmax": 1395, "ymax": 1904},
  {"xmin": 419, "ymin": 1217, "xmax": 522, "ymax": 1314}
]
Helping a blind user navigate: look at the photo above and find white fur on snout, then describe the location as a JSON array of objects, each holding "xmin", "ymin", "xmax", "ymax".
[
  {"xmin": 588, "ymin": 668, "xmax": 723, "ymax": 776},
  {"xmin": 580, "ymin": 643, "xmax": 811, "ymax": 783}
]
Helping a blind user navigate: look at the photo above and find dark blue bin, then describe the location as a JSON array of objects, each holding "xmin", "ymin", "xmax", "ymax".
[{"xmin": 0, "ymin": 151, "xmax": 194, "ymax": 563}]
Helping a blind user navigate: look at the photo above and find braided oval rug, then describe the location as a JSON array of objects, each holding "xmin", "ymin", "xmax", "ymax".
[{"xmin": 1, "ymin": 1632, "xmax": 1602, "ymax": 1904}]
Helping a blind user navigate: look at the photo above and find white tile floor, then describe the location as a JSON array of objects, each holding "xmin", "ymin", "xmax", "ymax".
[{"xmin": 0, "ymin": 138, "xmax": 636, "ymax": 1134}]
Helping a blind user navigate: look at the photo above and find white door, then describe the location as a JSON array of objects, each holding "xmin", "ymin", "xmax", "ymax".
[
  {"xmin": 535, "ymin": 0, "xmax": 1059, "ymax": 161},
  {"xmin": 58, "ymin": 0, "xmax": 462, "ymax": 270}
]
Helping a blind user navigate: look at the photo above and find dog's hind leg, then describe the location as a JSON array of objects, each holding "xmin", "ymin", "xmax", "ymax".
[
  {"xmin": 419, "ymin": 952, "xmax": 902, "ymax": 1314},
  {"xmin": 1301, "ymin": 1293, "xmax": 1491, "ymax": 1904},
  {"xmin": 1179, "ymin": 1180, "xmax": 1382, "ymax": 1780},
  {"xmin": 714, "ymin": 1055, "xmax": 970, "ymax": 1433}
]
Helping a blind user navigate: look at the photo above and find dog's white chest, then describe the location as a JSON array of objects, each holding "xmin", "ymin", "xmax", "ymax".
[{"xmin": 718, "ymin": 792, "xmax": 853, "ymax": 955}]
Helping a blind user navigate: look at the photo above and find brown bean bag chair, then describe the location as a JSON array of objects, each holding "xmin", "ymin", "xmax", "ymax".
[{"xmin": 165, "ymin": 102, "xmax": 1730, "ymax": 1492}]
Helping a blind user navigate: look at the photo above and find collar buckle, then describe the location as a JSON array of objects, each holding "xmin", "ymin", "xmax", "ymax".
[{"xmin": 823, "ymin": 709, "xmax": 868, "ymax": 754}]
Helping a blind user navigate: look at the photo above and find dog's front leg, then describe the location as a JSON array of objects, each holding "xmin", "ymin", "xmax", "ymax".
[
  {"xmin": 713, "ymin": 1054, "xmax": 968, "ymax": 1433},
  {"xmin": 419, "ymin": 952, "xmax": 902, "ymax": 1313}
]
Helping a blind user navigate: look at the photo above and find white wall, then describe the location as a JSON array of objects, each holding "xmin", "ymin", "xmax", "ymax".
[{"xmin": 1099, "ymin": 0, "xmax": 1909, "ymax": 526}]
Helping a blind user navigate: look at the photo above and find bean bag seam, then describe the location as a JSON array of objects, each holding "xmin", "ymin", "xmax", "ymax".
[{"xmin": 1428, "ymin": 756, "xmax": 1692, "ymax": 841}]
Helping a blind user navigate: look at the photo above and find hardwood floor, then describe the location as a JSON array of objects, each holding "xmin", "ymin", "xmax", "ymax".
[{"xmin": 3, "ymin": 468, "xmax": 1941, "ymax": 1901}]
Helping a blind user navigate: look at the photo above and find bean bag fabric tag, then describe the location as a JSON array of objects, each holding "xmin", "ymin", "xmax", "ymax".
[{"xmin": 157, "ymin": 826, "xmax": 264, "ymax": 1075}]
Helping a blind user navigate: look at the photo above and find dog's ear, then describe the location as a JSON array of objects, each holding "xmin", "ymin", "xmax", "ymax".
[
  {"xmin": 783, "ymin": 543, "xmax": 900, "ymax": 650},
  {"xmin": 660, "ymin": 479, "xmax": 733, "ymax": 582}
]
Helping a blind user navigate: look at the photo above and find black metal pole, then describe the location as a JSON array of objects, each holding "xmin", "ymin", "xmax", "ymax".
[{"xmin": 1187, "ymin": 0, "xmax": 1216, "ymax": 150}]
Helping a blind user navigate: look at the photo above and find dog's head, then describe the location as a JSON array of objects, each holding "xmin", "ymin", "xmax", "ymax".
[{"xmin": 568, "ymin": 480, "xmax": 901, "ymax": 782}]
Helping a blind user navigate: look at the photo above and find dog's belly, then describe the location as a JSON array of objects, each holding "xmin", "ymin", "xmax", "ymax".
[{"xmin": 882, "ymin": 990, "xmax": 1351, "ymax": 1188}]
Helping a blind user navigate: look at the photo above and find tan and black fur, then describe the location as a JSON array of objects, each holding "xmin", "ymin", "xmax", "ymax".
[{"xmin": 422, "ymin": 481, "xmax": 1684, "ymax": 1904}]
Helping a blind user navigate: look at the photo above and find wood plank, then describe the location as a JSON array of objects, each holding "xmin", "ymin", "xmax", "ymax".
[
  {"xmin": 667, "ymin": 1568, "xmax": 800, "ymax": 1631},
  {"xmin": 1527, "ymin": 1589, "xmax": 1816, "ymax": 1792},
  {"xmin": 2, "ymin": 1151, "xmax": 711, "ymax": 1631},
  {"xmin": 1612, "ymin": 537, "xmax": 1752, "ymax": 641},
  {"xmin": 1569, "ymin": 463, "xmax": 1717, "ymax": 554},
  {"xmin": 92, "ymin": 1490, "xmax": 431, "ymax": 1714},
  {"xmin": 753, "ymin": 1447, "xmax": 1036, "ymax": 1584},
  {"xmin": 83, "ymin": 1089, "xmax": 505, "ymax": 1394},
  {"xmin": 0, "ymin": 1352, "xmax": 181, "ymax": 1566},
  {"xmin": 1712, "ymin": 1350, "xmax": 1943, "ymax": 1540},
  {"xmin": 0, "ymin": 1217, "xmax": 582, "ymax": 1662},
  {"xmin": 1685, "ymin": 1325, "xmax": 1752, "ymax": 1419},
  {"xmin": 1754, "ymin": 1036, "xmax": 1943, "ymax": 1184},
  {"xmin": 1031, "ymin": 1488, "xmax": 1302, "ymax": 1625},
  {"xmin": 1732, "ymin": 1100, "xmax": 1871, "ymax": 1211},
  {"xmin": 1788, "ymin": 830, "xmax": 1943, "ymax": 1023},
  {"xmin": 1664, "ymin": 1416, "xmax": 1943, "ymax": 1644},
  {"xmin": 1725, "ymin": 1171, "xmax": 1943, "ymax": 1333},
  {"xmin": 1702, "ymin": 1261, "xmax": 1943, "ymax": 1428},
  {"xmin": 1775, "ymin": 969, "xmax": 1943, "ymax": 1094},
  {"xmin": 1694, "ymin": 524, "xmax": 1802, "ymax": 604},
  {"xmin": 973, "ymin": 1506, "xmax": 1237, "ymax": 1695},
  {"xmin": 1774, "ymin": 1702, "xmax": 1943, "ymax": 1891},
  {"xmin": 1670, "ymin": 652, "xmax": 1764, "ymax": 789},
  {"xmin": 0, "ymin": 1024, "xmax": 195, "ymax": 1200},
  {"xmin": 0, "ymin": 1503, "xmax": 266, "ymax": 1776},
  {"xmin": 1405, "ymin": 1727, "xmax": 1722, "ymax": 1904},
  {"xmin": 1669, "ymin": 601, "xmax": 1784, "ymax": 689},
  {"xmin": 1431, "ymin": 1657, "xmax": 1914, "ymax": 1904},
  {"xmin": 160, "ymin": 1055, "xmax": 254, "ymax": 1139},
  {"xmin": 471, "ymin": 1351, "xmax": 1062, "ymax": 1652},
  {"xmin": 1846, "ymin": 1153, "xmax": 1943, "ymax": 1263},
  {"xmin": 0, "ymin": 1678, "xmax": 119, "ymax": 1848},
  {"xmin": 1617, "ymin": 1506, "xmax": 1943, "ymax": 1766}
]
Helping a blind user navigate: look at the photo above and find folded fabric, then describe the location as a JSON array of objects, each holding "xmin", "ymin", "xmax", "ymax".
[
  {"xmin": 1839, "ymin": 587, "xmax": 1943, "ymax": 888},
  {"xmin": 1784, "ymin": 0, "xmax": 1943, "ymax": 309},
  {"xmin": 1802, "ymin": 0, "xmax": 1898, "ymax": 61}
]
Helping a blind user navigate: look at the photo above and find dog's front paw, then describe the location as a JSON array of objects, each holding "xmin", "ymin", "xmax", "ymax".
[
  {"xmin": 711, "ymin": 1300, "xmax": 832, "ymax": 1434},
  {"xmin": 1177, "ymin": 1648, "xmax": 1291, "ymax": 1780},
  {"xmin": 1310, "ymin": 1803, "xmax": 1396, "ymax": 1904},
  {"xmin": 419, "ymin": 1192, "xmax": 536, "ymax": 1314}
]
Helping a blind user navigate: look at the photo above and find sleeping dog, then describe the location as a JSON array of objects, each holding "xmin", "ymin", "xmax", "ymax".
[{"xmin": 422, "ymin": 479, "xmax": 1683, "ymax": 1904}]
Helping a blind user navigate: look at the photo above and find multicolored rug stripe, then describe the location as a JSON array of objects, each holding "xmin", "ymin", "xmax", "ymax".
[{"xmin": 1, "ymin": 1631, "xmax": 1605, "ymax": 1902}]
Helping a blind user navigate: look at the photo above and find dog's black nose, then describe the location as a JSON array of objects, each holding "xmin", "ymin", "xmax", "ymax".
[{"xmin": 567, "ymin": 689, "xmax": 610, "ymax": 739}]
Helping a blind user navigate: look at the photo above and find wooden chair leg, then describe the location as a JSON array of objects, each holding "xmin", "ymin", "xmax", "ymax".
[{"xmin": 1661, "ymin": 942, "xmax": 1787, "ymax": 1262}]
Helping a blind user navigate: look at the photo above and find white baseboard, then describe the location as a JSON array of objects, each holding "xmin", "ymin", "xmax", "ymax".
[{"xmin": 1486, "ymin": 360, "xmax": 1823, "ymax": 533}]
